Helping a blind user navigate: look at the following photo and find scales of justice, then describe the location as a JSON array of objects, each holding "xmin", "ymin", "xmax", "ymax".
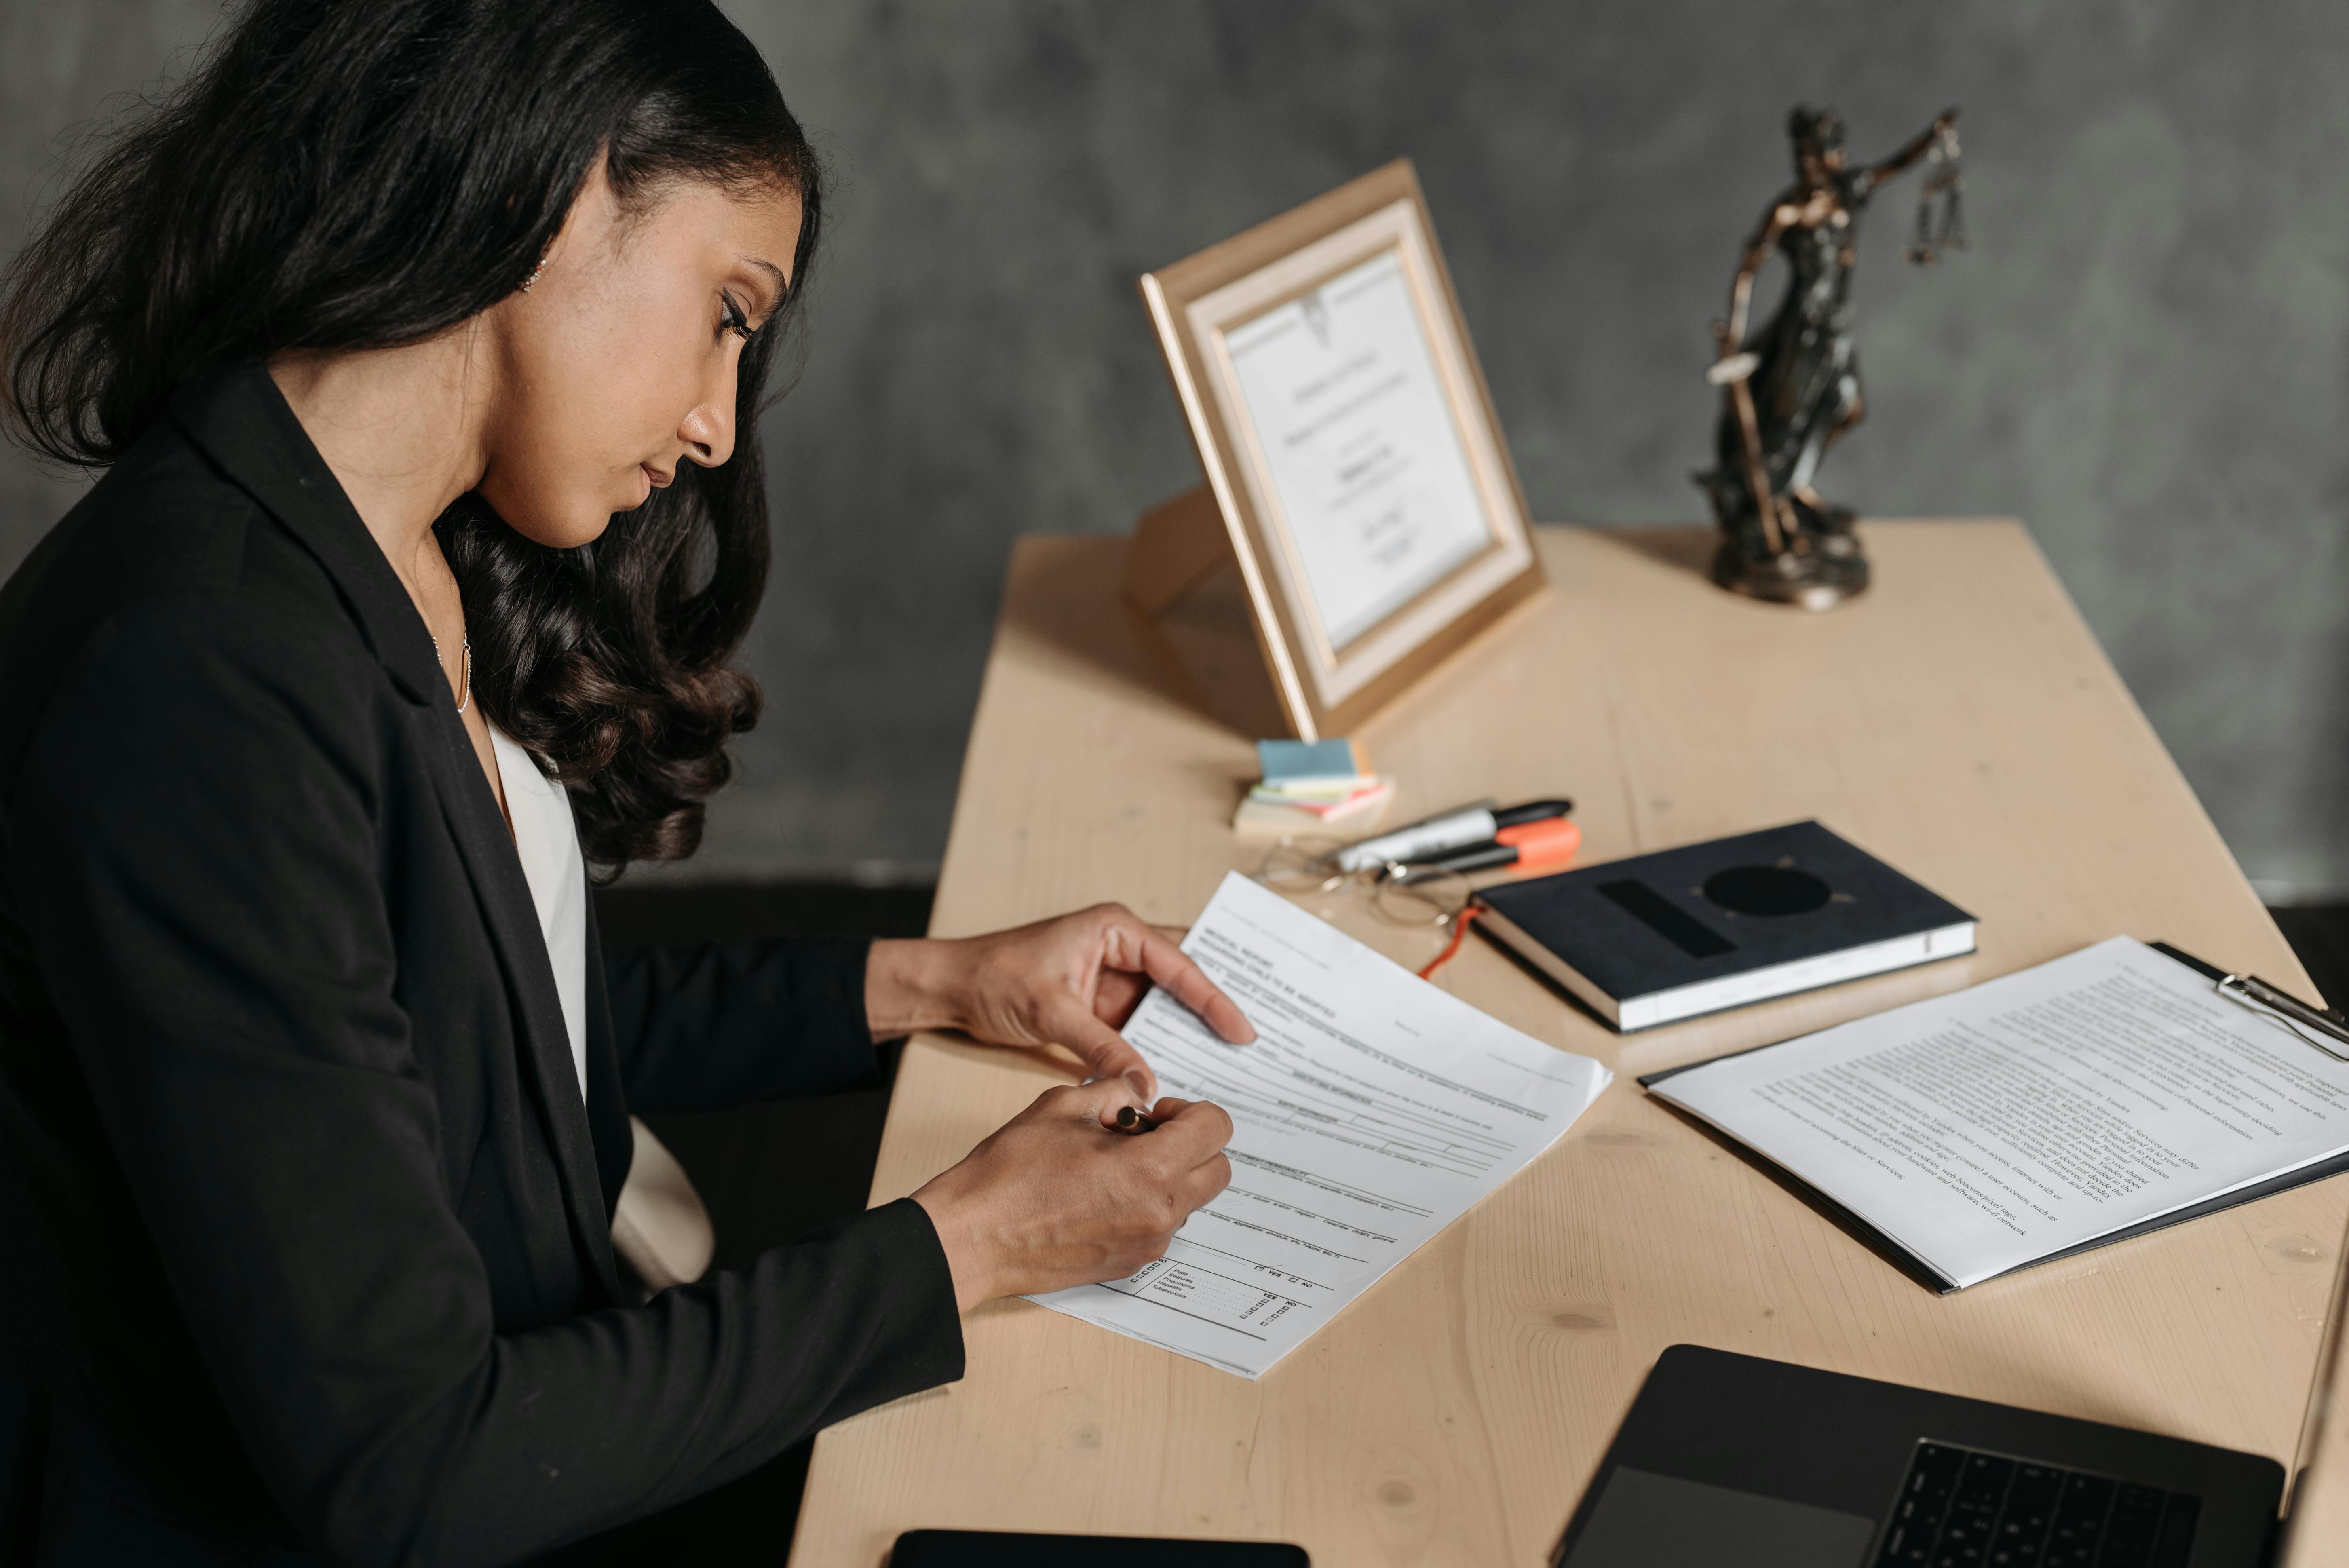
[{"xmin": 1698, "ymin": 103, "xmax": 1965, "ymax": 610}]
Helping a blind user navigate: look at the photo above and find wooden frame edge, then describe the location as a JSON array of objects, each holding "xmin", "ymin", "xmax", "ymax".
[{"xmin": 1137, "ymin": 158, "xmax": 1545, "ymax": 741}]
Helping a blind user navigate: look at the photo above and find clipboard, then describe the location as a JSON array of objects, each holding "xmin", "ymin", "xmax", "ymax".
[{"xmin": 1637, "ymin": 941, "xmax": 2349, "ymax": 1294}]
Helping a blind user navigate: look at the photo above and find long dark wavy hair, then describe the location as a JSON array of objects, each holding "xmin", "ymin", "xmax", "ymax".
[{"xmin": 0, "ymin": 0, "xmax": 821, "ymax": 872}]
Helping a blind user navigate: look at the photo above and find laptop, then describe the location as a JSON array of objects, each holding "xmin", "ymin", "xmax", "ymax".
[{"xmin": 1551, "ymin": 1234, "xmax": 2349, "ymax": 1567}]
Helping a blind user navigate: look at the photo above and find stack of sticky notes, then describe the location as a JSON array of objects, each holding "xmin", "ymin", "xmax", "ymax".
[{"xmin": 1232, "ymin": 738, "xmax": 1394, "ymax": 836}]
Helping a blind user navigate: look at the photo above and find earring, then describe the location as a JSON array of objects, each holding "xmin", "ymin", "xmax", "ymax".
[{"xmin": 520, "ymin": 255, "xmax": 548, "ymax": 292}]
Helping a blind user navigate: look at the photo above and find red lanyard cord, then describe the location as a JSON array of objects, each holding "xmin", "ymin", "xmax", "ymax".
[{"xmin": 1416, "ymin": 903, "xmax": 1482, "ymax": 981}]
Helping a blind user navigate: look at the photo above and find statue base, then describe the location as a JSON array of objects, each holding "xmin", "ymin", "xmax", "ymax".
[{"xmin": 1709, "ymin": 536, "xmax": 1870, "ymax": 611}]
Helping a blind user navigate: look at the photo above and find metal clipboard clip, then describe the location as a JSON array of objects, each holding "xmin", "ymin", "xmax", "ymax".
[{"xmin": 2216, "ymin": 973, "xmax": 2349, "ymax": 1063}]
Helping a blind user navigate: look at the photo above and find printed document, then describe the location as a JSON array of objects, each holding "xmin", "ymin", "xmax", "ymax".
[
  {"xmin": 1650, "ymin": 937, "xmax": 2349, "ymax": 1288},
  {"xmin": 1224, "ymin": 249, "xmax": 1493, "ymax": 650},
  {"xmin": 1028, "ymin": 872, "xmax": 1610, "ymax": 1378}
]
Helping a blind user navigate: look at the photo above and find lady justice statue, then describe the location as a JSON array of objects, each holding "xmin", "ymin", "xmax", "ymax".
[{"xmin": 1699, "ymin": 104, "xmax": 1963, "ymax": 608}]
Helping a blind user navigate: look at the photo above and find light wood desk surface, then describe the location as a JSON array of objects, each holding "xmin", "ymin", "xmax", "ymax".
[{"xmin": 791, "ymin": 523, "xmax": 2349, "ymax": 1566}]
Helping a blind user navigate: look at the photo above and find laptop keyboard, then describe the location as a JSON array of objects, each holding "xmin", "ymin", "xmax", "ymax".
[{"xmin": 1875, "ymin": 1442, "xmax": 2201, "ymax": 1567}]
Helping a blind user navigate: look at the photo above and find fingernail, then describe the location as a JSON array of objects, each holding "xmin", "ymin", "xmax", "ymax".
[{"xmin": 1125, "ymin": 1070, "xmax": 1151, "ymax": 1102}]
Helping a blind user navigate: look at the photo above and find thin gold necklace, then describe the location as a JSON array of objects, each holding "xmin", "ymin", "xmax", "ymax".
[{"xmin": 429, "ymin": 635, "xmax": 473, "ymax": 714}]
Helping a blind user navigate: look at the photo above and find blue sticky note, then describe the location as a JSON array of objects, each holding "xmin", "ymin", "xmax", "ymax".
[{"xmin": 1256, "ymin": 738, "xmax": 1363, "ymax": 782}]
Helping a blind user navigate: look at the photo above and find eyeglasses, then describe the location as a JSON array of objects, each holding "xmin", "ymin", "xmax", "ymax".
[{"xmin": 1256, "ymin": 836, "xmax": 1482, "ymax": 979}]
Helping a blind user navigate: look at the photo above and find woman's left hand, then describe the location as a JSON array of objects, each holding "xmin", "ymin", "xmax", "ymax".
[{"xmin": 865, "ymin": 903, "xmax": 1256, "ymax": 1108}]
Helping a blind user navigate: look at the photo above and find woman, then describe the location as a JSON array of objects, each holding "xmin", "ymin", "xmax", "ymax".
[{"xmin": 0, "ymin": 3, "xmax": 1249, "ymax": 1562}]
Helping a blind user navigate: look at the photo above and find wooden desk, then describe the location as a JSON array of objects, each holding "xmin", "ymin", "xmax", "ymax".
[{"xmin": 791, "ymin": 523, "xmax": 2349, "ymax": 1566}]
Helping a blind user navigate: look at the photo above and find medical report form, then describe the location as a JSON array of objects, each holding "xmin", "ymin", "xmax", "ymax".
[{"xmin": 1026, "ymin": 872, "xmax": 1610, "ymax": 1378}]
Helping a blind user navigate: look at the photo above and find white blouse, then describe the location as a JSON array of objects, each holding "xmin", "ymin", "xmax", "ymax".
[{"xmin": 489, "ymin": 725, "xmax": 589, "ymax": 1105}]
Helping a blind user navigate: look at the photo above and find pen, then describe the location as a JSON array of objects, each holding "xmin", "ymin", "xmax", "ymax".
[
  {"xmin": 2218, "ymin": 973, "xmax": 2349, "ymax": 1062},
  {"xmin": 1336, "ymin": 798, "xmax": 1574, "ymax": 872},
  {"xmin": 1115, "ymin": 1105, "xmax": 1157, "ymax": 1135},
  {"xmin": 1422, "ymin": 815, "xmax": 1582, "ymax": 876}
]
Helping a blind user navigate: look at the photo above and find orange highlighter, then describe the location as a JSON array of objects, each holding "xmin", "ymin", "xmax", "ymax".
[{"xmin": 1420, "ymin": 815, "xmax": 1581, "ymax": 875}]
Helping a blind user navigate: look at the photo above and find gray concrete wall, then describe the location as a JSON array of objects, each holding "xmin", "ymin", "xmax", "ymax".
[{"xmin": 8, "ymin": 1, "xmax": 2348, "ymax": 896}]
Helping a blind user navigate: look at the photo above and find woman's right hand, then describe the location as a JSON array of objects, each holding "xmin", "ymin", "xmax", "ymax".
[{"xmin": 910, "ymin": 1084, "xmax": 1235, "ymax": 1311}]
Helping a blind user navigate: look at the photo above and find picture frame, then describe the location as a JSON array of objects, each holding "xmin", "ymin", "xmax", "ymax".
[{"xmin": 1127, "ymin": 158, "xmax": 1546, "ymax": 741}]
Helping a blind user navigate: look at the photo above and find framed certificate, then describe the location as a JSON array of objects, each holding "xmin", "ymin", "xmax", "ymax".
[{"xmin": 1133, "ymin": 159, "xmax": 1545, "ymax": 741}]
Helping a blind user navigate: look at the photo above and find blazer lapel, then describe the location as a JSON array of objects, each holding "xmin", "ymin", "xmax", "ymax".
[
  {"xmin": 412, "ymin": 714, "xmax": 623, "ymax": 1300},
  {"xmin": 579, "ymin": 893, "xmax": 636, "ymax": 1220},
  {"xmin": 170, "ymin": 362, "xmax": 625, "ymax": 1304}
]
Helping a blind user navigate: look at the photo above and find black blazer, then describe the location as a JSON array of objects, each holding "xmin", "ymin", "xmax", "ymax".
[{"xmin": 0, "ymin": 363, "xmax": 963, "ymax": 1565}]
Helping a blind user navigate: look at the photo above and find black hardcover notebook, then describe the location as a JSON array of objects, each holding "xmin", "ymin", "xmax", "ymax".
[{"xmin": 1473, "ymin": 821, "xmax": 1975, "ymax": 1032}]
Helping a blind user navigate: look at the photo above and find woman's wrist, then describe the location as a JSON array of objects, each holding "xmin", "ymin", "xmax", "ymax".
[
  {"xmin": 865, "ymin": 937, "xmax": 972, "ymax": 1040},
  {"xmin": 910, "ymin": 1175, "xmax": 994, "ymax": 1313}
]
